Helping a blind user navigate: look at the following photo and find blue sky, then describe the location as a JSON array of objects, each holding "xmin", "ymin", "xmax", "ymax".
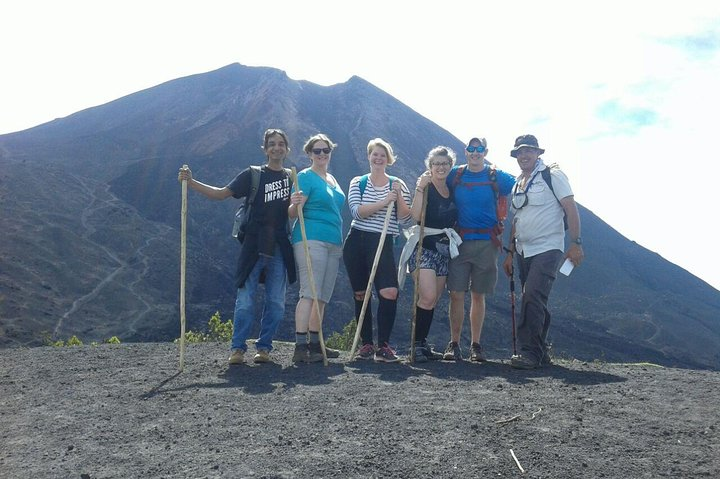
[{"xmin": 2, "ymin": 0, "xmax": 720, "ymax": 290}]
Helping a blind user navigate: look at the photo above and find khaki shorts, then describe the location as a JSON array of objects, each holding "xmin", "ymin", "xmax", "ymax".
[
  {"xmin": 446, "ymin": 240, "xmax": 498, "ymax": 294},
  {"xmin": 294, "ymin": 240, "xmax": 343, "ymax": 303}
]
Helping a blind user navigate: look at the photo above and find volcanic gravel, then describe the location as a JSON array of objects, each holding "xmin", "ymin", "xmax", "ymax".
[{"xmin": 1, "ymin": 342, "xmax": 718, "ymax": 478}]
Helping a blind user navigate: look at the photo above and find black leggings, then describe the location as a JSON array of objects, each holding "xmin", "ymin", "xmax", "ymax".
[{"xmin": 343, "ymin": 228, "xmax": 399, "ymax": 345}]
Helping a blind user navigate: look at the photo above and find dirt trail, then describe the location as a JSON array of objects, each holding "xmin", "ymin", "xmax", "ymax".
[{"xmin": 53, "ymin": 174, "xmax": 172, "ymax": 338}]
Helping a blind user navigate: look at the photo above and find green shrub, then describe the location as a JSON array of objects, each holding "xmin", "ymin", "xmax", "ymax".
[
  {"xmin": 104, "ymin": 336, "xmax": 121, "ymax": 344},
  {"xmin": 207, "ymin": 311, "xmax": 233, "ymax": 342},
  {"xmin": 66, "ymin": 335, "xmax": 83, "ymax": 346},
  {"xmin": 178, "ymin": 311, "xmax": 233, "ymax": 343},
  {"xmin": 325, "ymin": 318, "xmax": 357, "ymax": 351}
]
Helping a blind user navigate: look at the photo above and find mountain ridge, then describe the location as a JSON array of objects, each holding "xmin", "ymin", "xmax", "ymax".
[{"xmin": 1, "ymin": 63, "xmax": 718, "ymax": 369}]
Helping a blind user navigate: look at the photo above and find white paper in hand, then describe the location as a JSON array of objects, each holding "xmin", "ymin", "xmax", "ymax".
[{"xmin": 559, "ymin": 258, "xmax": 574, "ymax": 276}]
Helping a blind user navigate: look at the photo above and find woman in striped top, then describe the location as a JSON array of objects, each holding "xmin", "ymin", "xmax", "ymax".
[{"xmin": 342, "ymin": 138, "xmax": 412, "ymax": 362}]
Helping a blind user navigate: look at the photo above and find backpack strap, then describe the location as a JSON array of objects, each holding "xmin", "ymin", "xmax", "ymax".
[
  {"xmin": 540, "ymin": 164, "xmax": 568, "ymax": 230},
  {"xmin": 451, "ymin": 165, "xmax": 467, "ymax": 192},
  {"xmin": 359, "ymin": 174, "xmax": 369, "ymax": 200},
  {"xmin": 540, "ymin": 167, "xmax": 556, "ymax": 201},
  {"xmin": 247, "ymin": 165, "xmax": 262, "ymax": 206},
  {"xmin": 359, "ymin": 174, "xmax": 396, "ymax": 200}
]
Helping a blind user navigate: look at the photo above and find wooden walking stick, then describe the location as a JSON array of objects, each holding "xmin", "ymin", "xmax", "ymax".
[
  {"xmin": 409, "ymin": 184, "xmax": 429, "ymax": 364},
  {"xmin": 290, "ymin": 167, "xmax": 328, "ymax": 366},
  {"xmin": 348, "ymin": 201, "xmax": 395, "ymax": 360},
  {"xmin": 179, "ymin": 164, "xmax": 188, "ymax": 371}
]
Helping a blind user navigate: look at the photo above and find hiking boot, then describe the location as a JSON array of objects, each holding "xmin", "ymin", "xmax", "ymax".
[
  {"xmin": 306, "ymin": 343, "xmax": 325, "ymax": 363},
  {"xmin": 413, "ymin": 342, "xmax": 428, "ymax": 363},
  {"xmin": 470, "ymin": 342, "xmax": 487, "ymax": 362},
  {"xmin": 421, "ymin": 341, "xmax": 444, "ymax": 361},
  {"xmin": 228, "ymin": 349, "xmax": 245, "ymax": 365},
  {"xmin": 374, "ymin": 343, "xmax": 400, "ymax": 363},
  {"xmin": 292, "ymin": 344, "xmax": 309, "ymax": 363},
  {"xmin": 253, "ymin": 349, "xmax": 271, "ymax": 363},
  {"xmin": 356, "ymin": 343, "xmax": 375, "ymax": 360},
  {"xmin": 511, "ymin": 354, "xmax": 540, "ymax": 370},
  {"xmin": 323, "ymin": 346, "xmax": 341, "ymax": 358},
  {"xmin": 443, "ymin": 341, "xmax": 462, "ymax": 361}
]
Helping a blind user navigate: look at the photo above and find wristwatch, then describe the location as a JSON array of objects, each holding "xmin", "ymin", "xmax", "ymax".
[{"xmin": 572, "ymin": 237, "xmax": 582, "ymax": 245}]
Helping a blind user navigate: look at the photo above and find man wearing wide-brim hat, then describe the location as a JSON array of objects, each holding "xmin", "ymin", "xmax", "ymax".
[{"xmin": 502, "ymin": 134, "xmax": 584, "ymax": 369}]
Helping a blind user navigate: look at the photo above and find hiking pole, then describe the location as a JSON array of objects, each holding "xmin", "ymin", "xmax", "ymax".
[
  {"xmin": 504, "ymin": 247, "xmax": 517, "ymax": 356},
  {"xmin": 348, "ymin": 201, "xmax": 395, "ymax": 360},
  {"xmin": 409, "ymin": 184, "xmax": 429, "ymax": 364},
  {"xmin": 290, "ymin": 168, "xmax": 328, "ymax": 366},
  {"xmin": 179, "ymin": 164, "xmax": 188, "ymax": 371}
]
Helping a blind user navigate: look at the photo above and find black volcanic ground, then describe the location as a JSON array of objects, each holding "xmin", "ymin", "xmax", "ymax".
[{"xmin": 1, "ymin": 342, "xmax": 718, "ymax": 478}]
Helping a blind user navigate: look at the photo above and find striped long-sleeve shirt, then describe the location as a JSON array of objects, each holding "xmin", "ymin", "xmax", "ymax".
[{"xmin": 347, "ymin": 174, "xmax": 413, "ymax": 236}]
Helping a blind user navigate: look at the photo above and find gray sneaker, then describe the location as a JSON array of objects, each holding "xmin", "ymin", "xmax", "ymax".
[
  {"xmin": 470, "ymin": 342, "xmax": 487, "ymax": 362},
  {"xmin": 443, "ymin": 341, "xmax": 462, "ymax": 361}
]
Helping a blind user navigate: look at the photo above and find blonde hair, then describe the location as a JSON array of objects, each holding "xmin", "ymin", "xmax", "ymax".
[{"xmin": 366, "ymin": 138, "xmax": 396, "ymax": 166}]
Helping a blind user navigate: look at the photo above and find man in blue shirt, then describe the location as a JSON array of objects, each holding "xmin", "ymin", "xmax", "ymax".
[{"xmin": 443, "ymin": 137, "xmax": 515, "ymax": 362}]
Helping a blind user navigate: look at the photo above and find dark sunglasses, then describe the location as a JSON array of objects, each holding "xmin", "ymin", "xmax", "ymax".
[
  {"xmin": 311, "ymin": 148, "xmax": 332, "ymax": 155},
  {"xmin": 466, "ymin": 145, "xmax": 486, "ymax": 153}
]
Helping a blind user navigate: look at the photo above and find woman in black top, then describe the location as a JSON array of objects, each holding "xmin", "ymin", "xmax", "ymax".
[{"xmin": 407, "ymin": 146, "xmax": 458, "ymax": 362}]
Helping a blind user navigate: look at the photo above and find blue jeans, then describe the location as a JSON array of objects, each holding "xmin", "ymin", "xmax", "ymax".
[{"xmin": 231, "ymin": 247, "xmax": 287, "ymax": 352}]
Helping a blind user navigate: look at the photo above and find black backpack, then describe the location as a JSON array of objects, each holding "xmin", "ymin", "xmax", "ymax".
[{"xmin": 231, "ymin": 166, "xmax": 262, "ymax": 243}]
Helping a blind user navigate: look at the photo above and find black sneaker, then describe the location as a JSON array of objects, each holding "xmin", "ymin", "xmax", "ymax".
[
  {"xmin": 443, "ymin": 341, "xmax": 462, "ymax": 361},
  {"xmin": 323, "ymin": 345, "xmax": 341, "ymax": 358},
  {"xmin": 412, "ymin": 342, "xmax": 428, "ymax": 363},
  {"xmin": 469, "ymin": 342, "xmax": 487, "ymax": 362},
  {"xmin": 511, "ymin": 354, "xmax": 540, "ymax": 370},
  {"xmin": 421, "ymin": 341, "xmax": 443, "ymax": 361}
]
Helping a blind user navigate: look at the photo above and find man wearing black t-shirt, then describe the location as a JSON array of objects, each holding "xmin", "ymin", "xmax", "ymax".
[{"xmin": 178, "ymin": 129, "xmax": 296, "ymax": 365}]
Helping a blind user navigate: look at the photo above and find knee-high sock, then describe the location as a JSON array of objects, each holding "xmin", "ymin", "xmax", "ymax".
[
  {"xmin": 377, "ymin": 296, "xmax": 398, "ymax": 346},
  {"xmin": 414, "ymin": 306, "xmax": 434, "ymax": 343},
  {"xmin": 355, "ymin": 298, "xmax": 374, "ymax": 344}
]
